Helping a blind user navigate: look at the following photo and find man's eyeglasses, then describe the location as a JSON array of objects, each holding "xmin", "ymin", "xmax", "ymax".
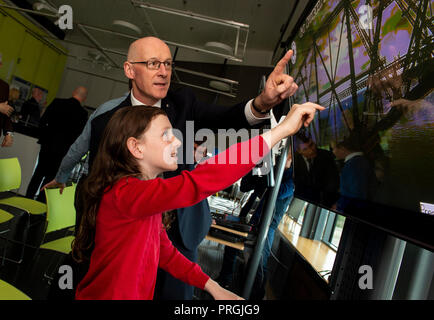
[{"xmin": 129, "ymin": 60, "xmax": 174, "ymax": 70}]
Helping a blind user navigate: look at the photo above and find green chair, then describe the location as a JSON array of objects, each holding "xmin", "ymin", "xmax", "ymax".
[
  {"xmin": 0, "ymin": 204, "xmax": 31, "ymax": 265},
  {"xmin": 0, "ymin": 279, "xmax": 31, "ymax": 300},
  {"xmin": 39, "ymin": 184, "xmax": 77, "ymax": 282},
  {"xmin": 0, "ymin": 158, "xmax": 46, "ymax": 215}
]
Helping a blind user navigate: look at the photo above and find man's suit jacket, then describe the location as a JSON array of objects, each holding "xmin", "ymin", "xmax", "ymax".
[
  {"xmin": 0, "ymin": 79, "xmax": 13, "ymax": 136},
  {"xmin": 89, "ymin": 87, "xmax": 253, "ymax": 251},
  {"xmin": 39, "ymin": 97, "xmax": 88, "ymax": 158}
]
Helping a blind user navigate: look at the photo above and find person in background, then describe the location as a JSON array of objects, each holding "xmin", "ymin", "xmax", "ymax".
[
  {"xmin": 248, "ymin": 147, "xmax": 294, "ymax": 300},
  {"xmin": 293, "ymin": 132, "xmax": 340, "ymax": 208},
  {"xmin": 8, "ymin": 87, "xmax": 20, "ymax": 104},
  {"xmin": 43, "ymin": 36, "xmax": 299, "ymax": 300},
  {"xmin": 42, "ymin": 85, "xmax": 132, "ymax": 196},
  {"xmin": 217, "ymin": 148, "xmax": 294, "ymax": 299},
  {"xmin": 25, "ymin": 86, "xmax": 88, "ymax": 202},
  {"xmin": 332, "ymin": 134, "xmax": 377, "ymax": 212},
  {"xmin": 0, "ymin": 77, "xmax": 14, "ymax": 147},
  {"xmin": 20, "ymin": 87, "xmax": 43, "ymax": 126}
]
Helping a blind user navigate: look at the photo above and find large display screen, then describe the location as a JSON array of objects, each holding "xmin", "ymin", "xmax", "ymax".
[{"xmin": 289, "ymin": 0, "xmax": 434, "ymax": 249}]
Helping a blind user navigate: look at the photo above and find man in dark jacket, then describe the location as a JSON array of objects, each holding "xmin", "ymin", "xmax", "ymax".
[
  {"xmin": 0, "ymin": 78, "xmax": 14, "ymax": 147},
  {"xmin": 293, "ymin": 133, "xmax": 340, "ymax": 208},
  {"xmin": 44, "ymin": 36, "xmax": 299, "ymax": 300},
  {"xmin": 25, "ymin": 87, "xmax": 88, "ymax": 202},
  {"xmin": 85, "ymin": 37, "xmax": 299, "ymax": 300}
]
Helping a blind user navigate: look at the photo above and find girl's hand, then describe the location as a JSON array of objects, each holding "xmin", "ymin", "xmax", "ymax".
[
  {"xmin": 281, "ymin": 102, "xmax": 325, "ymax": 135},
  {"xmin": 204, "ymin": 278, "xmax": 244, "ymax": 300}
]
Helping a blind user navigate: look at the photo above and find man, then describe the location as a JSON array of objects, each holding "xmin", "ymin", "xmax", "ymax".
[
  {"xmin": 26, "ymin": 86, "xmax": 88, "ymax": 202},
  {"xmin": 293, "ymin": 132, "xmax": 340, "ymax": 208},
  {"xmin": 0, "ymin": 78, "xmax": 14, "ymax": 147},
  {"xmin": 20, "ymin": 87, "xmax": 43, "ymax": 126},
  {"xmin": 238, "ymin": 168, "xmax": 268, "ymax": 222},
  {"xmin": 218, "ymin": 148, "xmax": 294, "ymax": 299},
  {"xmin": 193, "ymin": 138, "xmax": 208, "ymax": 165},
  {"xmin": 43, "ymin": 36, "xmax": 299, "ymax": 300}
]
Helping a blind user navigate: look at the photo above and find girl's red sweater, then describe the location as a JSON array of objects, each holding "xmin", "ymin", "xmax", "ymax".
[{"xmin": 76, "ymin": 135, "xmax": 268, "ymax": 300}]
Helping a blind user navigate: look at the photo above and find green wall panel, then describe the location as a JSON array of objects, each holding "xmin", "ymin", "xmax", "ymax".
[
  {"xmin": 14, "ymin": 32, "xmax": 43, "ymax": 82},
  {"xmin": 0, "ymin": 1, "xmax": 68, "ymax": 102}
]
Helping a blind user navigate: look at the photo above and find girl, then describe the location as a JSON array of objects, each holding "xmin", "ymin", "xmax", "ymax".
[{"xmin": 73, "ymin": 102, "xmax": 323, "ymax": 300}]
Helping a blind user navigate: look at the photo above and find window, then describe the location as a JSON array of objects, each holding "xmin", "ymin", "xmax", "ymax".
[{"xmin": 278, "ymin": 203, "xmax": 341, "ymax": 283}]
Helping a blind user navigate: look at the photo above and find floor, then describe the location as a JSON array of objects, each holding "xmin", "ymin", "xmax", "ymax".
[
  {"xmin": 0, "ymin": 194, "xmax": 266, "ymax": 301},
  {"xmin": 0, "ymin": 246, "xmax": 61, "ymax": 299},
  {"xmin": 194, "ymin": 239, "xmax": 225, "ymax": 300},
  {"xmin": 2, "ymin": 214, "xmax": 337, "ymax": 300}
]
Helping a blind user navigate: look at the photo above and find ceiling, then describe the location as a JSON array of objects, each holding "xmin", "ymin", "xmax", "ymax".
[{"xmin": 8, "ymin": 0, "xmax": 310, "ymax": 68}]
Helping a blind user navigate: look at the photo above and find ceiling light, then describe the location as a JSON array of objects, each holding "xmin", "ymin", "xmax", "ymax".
[
  {"xmin": 112, "ymin": 20, "xmax": 142, "ymax": 35},
  {"xmin": 204, "ymin": 42, "xmax": 233, "ymax": 54},
  {"xmin": 209, "ymin": 80, "xmax": 231, "ymax": 92}
]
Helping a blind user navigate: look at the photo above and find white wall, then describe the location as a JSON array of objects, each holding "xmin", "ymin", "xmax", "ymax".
[{"xmin": 56, "ymin": 43, "xmax": 129, "ymax": 109}]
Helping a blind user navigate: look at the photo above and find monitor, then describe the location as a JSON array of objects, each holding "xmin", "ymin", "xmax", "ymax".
[{"xmin": 288, "ymin": 0, "xmax": 434, "ymax": 250}]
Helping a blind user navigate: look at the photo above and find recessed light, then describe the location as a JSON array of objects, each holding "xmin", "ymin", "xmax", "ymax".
[
  {"xmin": 204, "ymin": 41, "xmax": 233, "ymax": 54},
  {"xmin": 33, "ymin": 1, "xmax": 58, "ymax": 13}
]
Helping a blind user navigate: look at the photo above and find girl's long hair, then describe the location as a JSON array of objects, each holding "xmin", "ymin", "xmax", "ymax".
[{"xmin": 72, "ymin": 105, "xmax": 167, "ymax": 263}]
